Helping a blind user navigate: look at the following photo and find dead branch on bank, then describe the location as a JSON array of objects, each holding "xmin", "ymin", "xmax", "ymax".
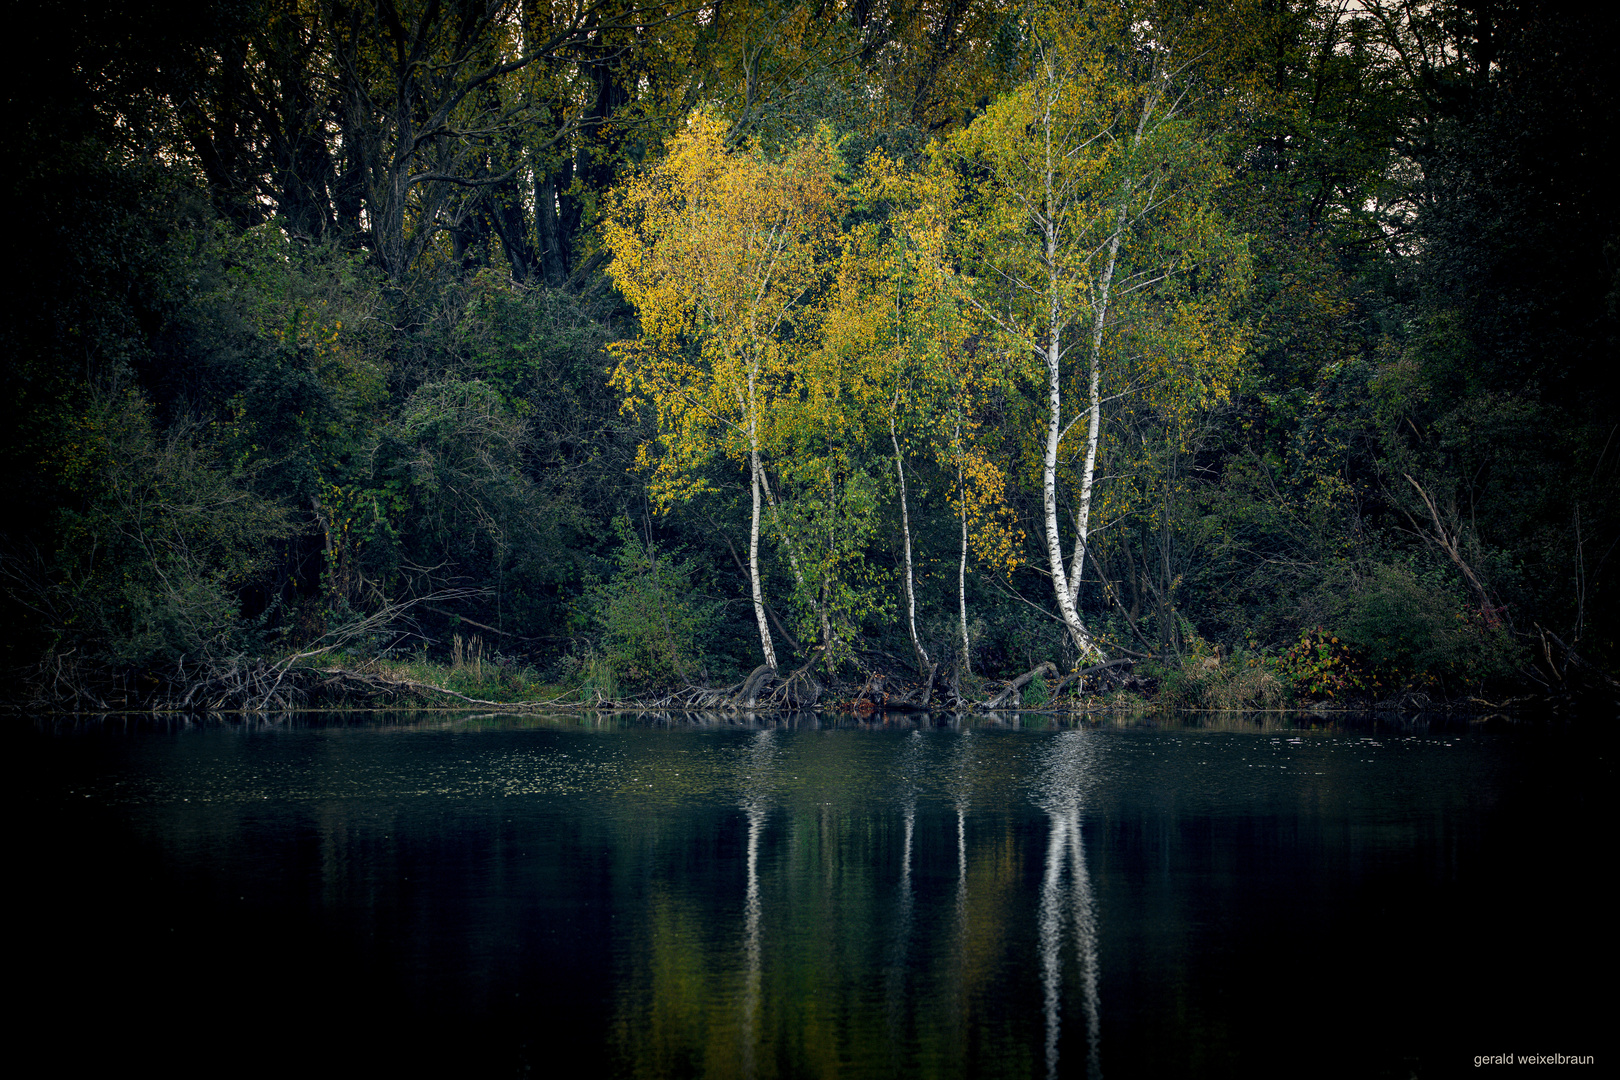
[
  {"xmin": 1402, "ymin": 473, "xmax": 1506, "ymax": 629},
  {"xmin": 167, "ymin": 658, "xmax": 592, "ymax": 712},
  {"xmin": 160, "ymin": 592, "xmax": 485, "ymax": 712},
  {"xmin": 980, "ymin": 662, "xmax": 1058, "ymax": 709},
  {"xmin": 310, "ymin": 666, "xmax": 590, "ymax": 709},
  {"xmin": 21, "ymin": 588, "xmax": 536, "ymax": 713},
  {"xmin": 31, "ymin": 649, "xmax": 110, "ymax": 712}
]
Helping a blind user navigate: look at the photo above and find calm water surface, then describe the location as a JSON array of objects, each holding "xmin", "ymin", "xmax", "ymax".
[{"xmin": 12, "ymin": 713, "xmax": 1609, "ymax": 1078}]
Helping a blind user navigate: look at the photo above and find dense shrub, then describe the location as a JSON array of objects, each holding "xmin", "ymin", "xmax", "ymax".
[
  {"xmin": 25, "ymin": 384, "xmax": 293, "ymax": 672},
  {"xmin": 588, "ymin": 520, "xmax": 718, "ymax": 692},
  {"xmin": 1339, "ymin": 563, "xmax": 1517, "ymax": 693}
]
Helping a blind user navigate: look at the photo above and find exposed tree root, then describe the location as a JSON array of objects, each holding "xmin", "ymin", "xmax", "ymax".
[{"xmin": 641, "ymin": 659, "xmax": 825, "ymax": 713}]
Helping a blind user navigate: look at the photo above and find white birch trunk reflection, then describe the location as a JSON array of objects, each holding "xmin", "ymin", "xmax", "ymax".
[
  {"xmin": 740, "ymin": 730, "xmax": 776, "ymax": 1079},
  {"xmin": 1039, "ymin": 810, "xmax": 1068, "ymax": 1080},
  {"xmin": 1036, "ymin": 730, "xmax": 1103, "ymax": 1080},
  {"xmin": 950, "ymin": 730, "xmax": 976, "ymax": 934},
  {"xmin": 887, "ymin": 731, "xmax": 923, "ymax": 1052},
  {"xmin": 950, "ymin": 729, "xmax": 976, "ymax": 1051}
]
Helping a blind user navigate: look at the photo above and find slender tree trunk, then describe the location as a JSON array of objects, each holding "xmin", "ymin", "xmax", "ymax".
[
  {"xmin": 1067, "ymin": 217, "xmax": 1123, "ymax": 612},
  {"xmin": 1067, "ymin": 74, "xmax": 1165, "ymax": 608},
  {"xmin": 1041, "ymin": 328, "xmax": 1100, "ymax": 661},
  {"xmin": 891, "ymin": 411, "xmax": 930, "ymax": 677},
  {"xmin": 958, "ymin": 452, "xmax": 971, "ymax": 675},
  {"xmin": 748, "ymin": 364, "xmax": 777, "ymax": 670},
  {"xmin": 821, "ymin": 461, "xmax": 837, "ymax": 678},
  {"xmin": 1037, "ymin": 77, "xmax": 1103, "ymax": 664},
  {"xmin": 820, "ymin": 570, "xmax": 834, "ymax": 679},
  {"xmin": 1049, "ymin": 61, "xmax": 1162, "ymax": 652}
]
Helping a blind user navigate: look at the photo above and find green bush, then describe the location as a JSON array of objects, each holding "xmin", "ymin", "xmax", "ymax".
[
  {"xmin": 32, "ymin": 385, "xmax": 293, "ymax": 671},
  {"xmin": 1339, "ymin": 562, "xmax": 1516, "ymax": 692},
  {"xmin": 1271, "ymin": 628, "xmax": 1366, "ymax": 701},
  {"xmin": 587, "ymin": 519, "xmax": 717, "ymax": 693}
]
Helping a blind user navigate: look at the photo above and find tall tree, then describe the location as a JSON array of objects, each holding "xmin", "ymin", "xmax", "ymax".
[
  {"xmin": 946, "ymin": 5, "xmax": 1245, "ymax": 664},
  {"xmin": 604, "ymin": 113, "xmax": 842, "ymax": 670},
  {"xmin": 824, "ymin": 150, "xmax": 1018, "ymax": 680}
]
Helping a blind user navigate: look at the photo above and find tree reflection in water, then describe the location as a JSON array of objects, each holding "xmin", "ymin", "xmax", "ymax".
[
  {"xmin": 603, "ymin": 722, "xmax": 1096, "ymax": 1078},
  {"xmin": 1037, "ymin": 730, "xmax": 1103, "ymax": 1080},
  {"xmin": 740, "ymin": 729, "xmax": 775, "ymax": 1079},
  {"xmin": 950, "ymin": 728, "xmax": 975, "ymax": 940},
  {"xmin": 20, "ymin": 715, "xmax": 1592, "ymax": 1078},
  {"xmin": 887, "ymin": 730, "xmax": 924, "ymax": 1061}
]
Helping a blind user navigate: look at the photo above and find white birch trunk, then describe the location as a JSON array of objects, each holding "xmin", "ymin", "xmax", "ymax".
[
  {"xmin": 1065, "ymin": 75, "xmax": 1164, "ymax": 608},
  {"xmin": 1067, "ymin": 219, "xmax": 1123, "ymax": 612},
  {"xmin": 957, "ymin": 43, "xmax": 1176, "ymax": 668},
  {"xmin": 820, "ymin": 463, "xmax": 835, "ymax": 667},
  {"xmin": 747, "ymin": 364, "xmax": 778, "ymax": 671},
  {"xmin": 1055, "ymin": 67, "xmax": 1162, "ymax": 636},
  {"xmin": 820, "ymin": 579, "xmax": 833, "ymax": 661},
  {"xmin": 890, "ymin": 412, "xmax": 930, "ymax": 676},
  {"xmin": 1041, "ymin": 331, "xmax": 1101, "ymax": 662},
  {"xmin": 958, "ymin": 454, "xmax": 971, "ymax": 675},
  {"xmin": 1036, "ymin": 72, "xmax": 1104, "ymax": 665}
]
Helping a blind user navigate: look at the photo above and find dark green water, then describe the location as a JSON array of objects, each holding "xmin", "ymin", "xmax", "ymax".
[{"xmin": 11, "ymin": 713, "xmax": 1609, "ymax": 1078}]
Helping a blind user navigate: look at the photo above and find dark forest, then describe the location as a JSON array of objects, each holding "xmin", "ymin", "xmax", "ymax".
[{"xmin": 4, "ymin": 0, "xmax": 1615, "ymax": 713}]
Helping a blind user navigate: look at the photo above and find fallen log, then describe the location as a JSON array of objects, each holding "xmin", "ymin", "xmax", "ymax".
[
  {"xmin": 981, "ymin": 661, "xmax": 1057, "ymax": 710},
  {"xmin": 1030, "ymin": 657, "xmax": 1137, "ymax": 707}
]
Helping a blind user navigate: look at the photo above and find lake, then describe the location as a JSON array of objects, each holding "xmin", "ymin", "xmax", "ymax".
[{"xmin": 11, "ymin": 712, "xmax": 1608, "ymax": 1078}]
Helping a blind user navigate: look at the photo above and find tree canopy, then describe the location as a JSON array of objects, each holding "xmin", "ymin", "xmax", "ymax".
[{"xmin": 4, "ymin": 0, "xmax": 1615, "ymax": 709}]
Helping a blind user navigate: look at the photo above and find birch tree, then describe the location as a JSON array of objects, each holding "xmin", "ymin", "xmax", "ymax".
[
  {"xmin": 604, "ymin": 113, "xmax": 840, "ymax": 670},
  {"xmin": 820, "ymin": 152, "xmax": 1022, "ymax": 681},
  {"xmin": 946, "ymin": 7, "xmax": 1243, "ymax": 664},
  {"xmin": 820, "ymin": 157, "xmax": 939, "ymax": 681},
  {"xmin": 897, "ymin": 169, "xmax": 1023, "ymax": 680}
]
